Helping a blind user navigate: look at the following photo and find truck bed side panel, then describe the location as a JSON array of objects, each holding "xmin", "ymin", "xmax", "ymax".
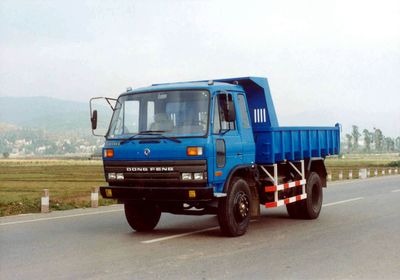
[{"xmin": 254, "ymin": 126, "xmax": 340, "ymax": 164}]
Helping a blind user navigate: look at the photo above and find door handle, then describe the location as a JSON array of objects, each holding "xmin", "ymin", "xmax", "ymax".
[{"xmin": 236, "ymin": 153, "xmax": 243, "ymax": 156}]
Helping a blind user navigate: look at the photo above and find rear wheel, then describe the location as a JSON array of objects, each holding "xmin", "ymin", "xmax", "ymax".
[
  {"xmin": 218, "ymin": 177, "xmax": 251, "ymax": 237},
  {"xmin": 124, "ymin": 201, "xmax": 161, "ymax": 232},
  {"xmin": 286, "ymin": 172, "xmax": 323, "ymax": 219},
  {"xmin": 286, "ymin": 199, "xmax": 302, "ymax": 218}
]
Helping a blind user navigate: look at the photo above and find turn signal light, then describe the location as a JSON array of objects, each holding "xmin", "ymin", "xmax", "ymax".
[
  {"xmin": 187, "ymin": 147, "xmax": 203, "ymax": 156},
  {"xmin": 104, "ymin": 148, "xmax": 114, "ymax": 158}
]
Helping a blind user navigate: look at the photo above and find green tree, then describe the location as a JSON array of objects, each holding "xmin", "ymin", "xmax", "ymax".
[
  {"xmin": 345, "ymin": 133, "xmax": 353, "ymax": 153},
  {"xmin": 384, "ymin": 137, "xmax": 395, "ymax": 152},
  {"xmin": 374, "ymin": 128, "xmax": 383, "ymax": 152},
  {"xmin": 362, "ymin": 129, "xmax": 371, "ymax": 153},
  {"xmin": 2, "ymin": 152, "xmax": 10, "ymax": 158},
  {"xmin": 351, "ymin": 125, "xmax": 361, "ymax": 151},
  {"xmin": 396, "ymin": 137, "xmax": 400, "ymax": 151}
]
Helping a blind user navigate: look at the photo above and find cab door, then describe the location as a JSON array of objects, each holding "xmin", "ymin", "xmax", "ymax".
[
  {"xmin": 236, "ymin": 94, "xmax": 255, "ymax": 164},
  {"xmin": 211, "ymin": 93, "xmax": 244, "ymax": 189}
]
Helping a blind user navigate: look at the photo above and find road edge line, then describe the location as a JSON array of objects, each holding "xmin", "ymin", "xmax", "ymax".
[{"xmin": 0, "ymin": 209, "xmax": 123, "ymax": 226}]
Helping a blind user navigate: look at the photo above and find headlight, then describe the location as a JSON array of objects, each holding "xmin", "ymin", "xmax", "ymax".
[
  {"xmin": 116, "ymin": 173, "xmax": 124, "ymax": 180},
  {"xmin": 181, "ymin": 173, "xmax": 193, "ymax": 180},
  {"xmin": 108, "ymin": 173, "xmax": 116, "ymax": 180},
  {"xmin": 193, "ymin": 173, "xmax": 204, "ymax": 180}
]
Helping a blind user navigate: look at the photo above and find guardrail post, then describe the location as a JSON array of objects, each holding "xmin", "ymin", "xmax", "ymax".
[
  {"xmin": 348, "ymin": 170, "xmax": 352, "ymax": 180},
  {"xmin": 327, "ymin": 173, "xmax": 332, "ymax": 182},
  {"xmin": 374, "ymin": 169, "xmax": 378, "ymax": 176},
  {"xmin": 359, "ymin": 169, "xmax": 367, "ymax": 179},
  {"xmin": 338, "ymin": 171, "xmax": 343, "ymax": 180},
  {"xmin": 395, "ymin": 168, "xmax": 398, "ymax": 174},
  {"xmin": 388, "ymin": 169, "xmax": 392, "ymax": 175},
  {"xmin": 91, "ymin": 187, "xmax": 99, "ymax": 208},
  {"xmin": 41, "ymin": 189, "xmax": 49, "ymax": 213},
  {"xmin": 367, "ymin": 169, "xmax": 370, "ymax": 177},
  {"xmin": 382, "ymin": 169, "xmax": 385, "ymax": 176}
]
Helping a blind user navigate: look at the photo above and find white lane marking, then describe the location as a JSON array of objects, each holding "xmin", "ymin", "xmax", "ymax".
[
  {"xmin": 142, "ymin": 220, "xmax": 257, "ymax": 244},
  {"xmin": 143, "ymin": 197, "xmax": 367, "ymax": 244},
  {"xmin": 141, "ymin": 226, "xmax": 220, "ymax": 244},
  {"xmin": 322, "ymin": 197, "xmax": 364, "ymax": 207},
  {"xmin": 391, "ymin": 189, "xmax": 400, "ymax": 193},
  {"xmin": 142, "ymin": 199, "xmax": 366, "ymax": 243},
  {"xmin": 0, "ymin": 209, "xmax": 123, "ymax": 226}
]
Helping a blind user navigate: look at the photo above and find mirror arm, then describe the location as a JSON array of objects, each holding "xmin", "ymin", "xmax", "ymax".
[{"xmin": 105, "ymin": 97, "xmax": 118, "ymax": 111}]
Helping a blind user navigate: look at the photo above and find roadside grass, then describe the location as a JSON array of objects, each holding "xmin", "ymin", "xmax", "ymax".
[
  {"xmin": 325, "ymin": 153, "xmax": 400, "ymax": 180},
  {"xmin": 0, "ymin": 159, "xmax": 115, "ymax": 216},
  {"xmin": 0, "ymin": 154, "xmax": 399, "ymax": 216}
]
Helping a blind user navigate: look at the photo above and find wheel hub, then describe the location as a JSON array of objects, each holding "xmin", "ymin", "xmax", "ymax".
[{"xmin": 234, "ymin": 191, "xmax": 249, "ymax": 222}]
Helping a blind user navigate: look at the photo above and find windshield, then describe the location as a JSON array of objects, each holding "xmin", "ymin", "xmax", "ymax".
[{"xmin": 107, "ymin": 90, "xmax": 209, "ymax": 138}]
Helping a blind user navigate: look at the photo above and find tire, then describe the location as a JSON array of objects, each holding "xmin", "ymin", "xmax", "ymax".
[
  {"xmin": 286, "ymin": 180, "xmax": 303, "ymax": 218},
  {"xmin": 286, "ymin": 172, "xmax": 323, "ymax": 219},
  {"xmin": 286, "ymin": 200, "xmax": 302, "ymax": 218},
  {"xmin": 124, "ymin": 201, "xmax": 161, "ymax": 232},
  {"xmin": 218, "ymin": 177, "xmax": 251, "ymax": 237}
]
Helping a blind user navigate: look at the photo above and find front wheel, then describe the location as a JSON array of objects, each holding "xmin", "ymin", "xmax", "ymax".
[
  {"xmin": 218, "ymin": 177, "xmax": 251, "ymax": 237},
  {"xmin": 124, "ymin": 201, "xmax": 161, "ymax": 232}
]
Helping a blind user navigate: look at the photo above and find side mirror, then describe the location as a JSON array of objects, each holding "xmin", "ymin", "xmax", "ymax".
[
  {"xmin": 91, "ymin": 110, "xmax": 98, "ymax": 130},
  {"xmin": 218, "ymin": 94, "xmax": 236, "ymax": 122}
]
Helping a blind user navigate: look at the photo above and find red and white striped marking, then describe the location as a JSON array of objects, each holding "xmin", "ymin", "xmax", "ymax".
[
  {"xmin": 264, "ymin": 179, "xmax": 306, "ymax": 192},
  {"xmin": 265, "ymin": 193, "xmax": 307, "ymax": 208}
]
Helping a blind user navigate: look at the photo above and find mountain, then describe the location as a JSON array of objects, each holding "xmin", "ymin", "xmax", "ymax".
[{"xmin": 0, "ymin": 96, "xmax": 91, "ymax": 133}]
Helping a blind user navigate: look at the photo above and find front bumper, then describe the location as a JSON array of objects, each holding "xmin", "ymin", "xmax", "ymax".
[{"xmin": 100, "ymin": 185, "xmax": 214, "ymax": 202}]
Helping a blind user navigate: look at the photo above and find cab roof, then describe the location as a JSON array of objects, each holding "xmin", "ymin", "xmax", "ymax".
[
  {"xmin": 119, "ymin": 77, "xmax": 268, "ymax": 96},
  {"xmin": 120, "ymin": 82, "xmax": 241, "ymax": 96}
]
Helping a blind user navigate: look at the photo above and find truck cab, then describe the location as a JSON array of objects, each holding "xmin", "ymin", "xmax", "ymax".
[{"xmin": 90, "ymin": 77, "xmax": 340, "ymax": 236}]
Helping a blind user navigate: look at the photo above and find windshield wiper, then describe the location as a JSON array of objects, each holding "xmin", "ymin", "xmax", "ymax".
[
  {"xmin": 119, "ymin": 130, "xmax": 181, "ymax": 144},
  {"xmin": 139, "ymin": 130, "xmax": 181, "ymax": 143}
]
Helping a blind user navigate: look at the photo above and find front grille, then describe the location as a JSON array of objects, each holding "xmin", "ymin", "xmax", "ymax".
[{"xmin": 104, "ymin": 160, "xmax": 207, "ymax": 186}]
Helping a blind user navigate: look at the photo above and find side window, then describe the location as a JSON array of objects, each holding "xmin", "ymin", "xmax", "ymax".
[
  {"xmin": 213, "ymin": 98, "xmax": 221, "ymax": 134},
  {"xmin": 221, "ymin": 94, "xmax": 235, "ymax": 130},
  {"xmin": 237, "ymin": 94, "xmax": 250, "ymax": 129},
  {"xmin": 213, "ymin": 94, "xmax": 236, "ymax": 133}
]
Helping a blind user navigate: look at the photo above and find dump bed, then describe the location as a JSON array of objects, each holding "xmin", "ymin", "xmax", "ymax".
[
  {"xmin": 254, "ymin": 125, "xmax": 340, "ymax": 164},
  {"xmin": 213, "ymin": 77, "xmax": 341, "ymax": 164}
]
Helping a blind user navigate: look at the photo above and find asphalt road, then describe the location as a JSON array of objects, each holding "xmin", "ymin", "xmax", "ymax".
[{"xmin": 1, "ymin": 175, "xmax": 400, "ymax": 280}]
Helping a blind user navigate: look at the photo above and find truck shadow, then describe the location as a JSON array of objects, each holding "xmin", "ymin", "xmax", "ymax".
[{"xmin": 128, "ymin": 211, "xmax": 303, "ymax": 239}]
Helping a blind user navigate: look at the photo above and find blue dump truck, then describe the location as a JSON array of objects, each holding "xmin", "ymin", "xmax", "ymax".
[{"xmin": 90, "ymin": 77, "xmax": 340, "ymax": 236}]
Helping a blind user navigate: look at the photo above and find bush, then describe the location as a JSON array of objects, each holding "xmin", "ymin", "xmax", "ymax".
[{"xmin": 387, "ymin": 160, "xmax": 400, "ymax": 167}]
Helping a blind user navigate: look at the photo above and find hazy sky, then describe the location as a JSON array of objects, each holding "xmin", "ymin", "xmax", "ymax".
[{"xmin": 0, "ymin": 0, "xmax": 399, "ymax": 136}]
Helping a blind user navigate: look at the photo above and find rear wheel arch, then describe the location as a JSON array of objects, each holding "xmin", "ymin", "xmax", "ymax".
[{"xmin": 306, "ymin": 158, "xmax": 327, "ymax": 187}]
